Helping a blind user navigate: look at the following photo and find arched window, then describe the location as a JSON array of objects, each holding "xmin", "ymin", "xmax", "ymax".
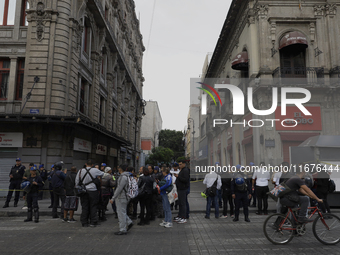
[{"xmin": 279, "ymin": 31, "xmax": 308, "ymax": 78}]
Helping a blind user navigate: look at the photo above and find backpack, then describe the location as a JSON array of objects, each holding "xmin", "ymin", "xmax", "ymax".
[
  {"xmin": 328, "ymin": 179, "xmax": 336, "ymax": 193},
  {"xmin": 207, "ymin": 178, "xmax": 218, "ymax": 197},
  {"xmin": 126, "ymin": 175, "xmax": 139, "ymax": 199}
]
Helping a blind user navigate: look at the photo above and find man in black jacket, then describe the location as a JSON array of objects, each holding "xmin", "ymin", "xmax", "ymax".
[
  {"xmin": 3, "ymin": 158, "xmax": 26, "ymax": 208},
  {"xmin": 174, "ymin": 160, "xmax": 190, "ymax": 224}
]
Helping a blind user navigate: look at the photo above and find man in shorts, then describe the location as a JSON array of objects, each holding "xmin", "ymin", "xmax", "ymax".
[{"xmin": 63, "ymin": 166, "xmax": 78, "ymax": 223}]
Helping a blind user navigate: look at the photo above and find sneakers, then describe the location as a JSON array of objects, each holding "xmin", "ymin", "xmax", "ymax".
[
  {"xmin": 62, "ymin": 218, "xmax": 68, "ymax": 223},
  {"xmin": 68, "ymin": 218, "xmax": 76, "ymax": 223},
  {"xmin": 204, "ymin": 215, "xmax": 210, "ymax": 219},
  {"xmin": 164, "ymin": 222, "xmax": 173, "ymax": 228},
  {"xmin": 3, "ymin": 203, "xmax": 9, "ymax": 208},
  {"xmin": 127, "ymin": 223, "xmax": 134, "ymax": 231},
  {"xmin": 22, "ymin": 206, "xmax": 28, "ymax": 210},
  {"xmin": 220, "ymin": 215, "xmax": 228, "ymax": 218},
  {"xmin": 173, "ymin": 216, "xmax": 181, "ymax": 222},
  {"xmin": 177, "ymin": 218, "xmax": 187, "ymax": 224},
  {"xmin": 159, "ymin": 221, "xmax": 167, "ymax": 227}
]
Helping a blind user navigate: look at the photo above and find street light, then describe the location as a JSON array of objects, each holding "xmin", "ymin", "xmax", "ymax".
[{"xmin": 187, "ymin": 118, "xmax": 195, "ymax": 160}]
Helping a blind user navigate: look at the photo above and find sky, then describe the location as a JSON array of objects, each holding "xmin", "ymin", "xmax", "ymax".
[{"xmin": 134, "ymin": 0, "xmax": 232, "ymax": 131}]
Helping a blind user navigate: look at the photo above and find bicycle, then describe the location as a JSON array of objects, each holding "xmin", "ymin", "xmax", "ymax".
[{"xmin": 263, "ymin": 205, "xmax": 340, "ymax": 245}]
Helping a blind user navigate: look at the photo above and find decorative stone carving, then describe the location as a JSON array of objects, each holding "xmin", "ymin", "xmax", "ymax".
[
  {"xmin": 314, "ymin": 5, "xmax": 324, "ymax": 17},
  {"xmin": 309, "ymin": 22, "xmax": 315, "ymax": 44},
  {"xmin": 270, "ymin": 22, "xmax": 276, "ymax": 43},
  {"xmin": 255, "ymin": 5, "xmax": 269, "ymax": 20},
  {"xmin": 30, "ymin": 2, "xmax": 52, "ymax": 42},
  {"xmin": 325, "ymin": 4, "xmax": 337, "ymax": 17}
]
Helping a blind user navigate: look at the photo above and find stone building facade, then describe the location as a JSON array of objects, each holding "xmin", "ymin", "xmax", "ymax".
[
  {"xmin": 0, "ymin": 0, "xmax": 145, "ymax": 194},
  {"xmin": 198, "ymin": 0, "xmax": 340, "ymax": 168}
]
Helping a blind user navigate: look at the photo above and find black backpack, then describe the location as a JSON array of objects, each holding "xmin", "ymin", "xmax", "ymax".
[{"xmin": 328, "ymin": 179, "xmax": 336, "ymax": 193}]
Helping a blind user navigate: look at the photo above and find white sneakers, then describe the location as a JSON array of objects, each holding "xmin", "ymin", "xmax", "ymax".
[
  {"xmin": 164, "ymin": 222, "xmax": 173, "ymax": 228},
  {"xmin": 159, "ymin": 221, "xmax": 167, "ymax": 227},
  {"xmin": 177, "ymin": 218, "xmax": 187, "ymax": 224}
]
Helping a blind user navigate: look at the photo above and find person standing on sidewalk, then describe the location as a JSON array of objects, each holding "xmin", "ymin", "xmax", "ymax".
[
  {"xmin": 220, "ymin": 174, "xmax": 234, "ymax": 218},
  {"xmin": 22, "ymin": 163, "xmax": 39, "ymax": 210},
  {"xmin": 3, "ymin": 158, "xmax": 25, "ymax": 208},
  {"xmin": 23, "ymin": 166, "xmax": 43, "ymax": 223},
  {"xmin": 203, "ymin": 170, "xmax": 222, "ymax": 219},
  {"xmin": 110, "ymin": 164, "xmax": 133, "ymax": 235},
  {"xmin": 158, "ymin": 167, "xmax": 173, "ymax": 228},
  {"xmin": 63, "ymin": 166, "xmax": 78, "ymax": 223},
  {"xmin": 252, "ymin": 162, "xmax": 270, "ymax": 215},
  {"xmin": 174, "ymin": 160, "xmax": 190, "ymax": 224},
  {"xmin": 76, "ymin": 160, "xmax": 104, "ymax": 227},
  {"xmin": 51, "ymin": 161, "xmax": 67, "ymax": 219},
  {"xmin": 231, "ymin": 165, "xmax": 252, "ymax": 222}
]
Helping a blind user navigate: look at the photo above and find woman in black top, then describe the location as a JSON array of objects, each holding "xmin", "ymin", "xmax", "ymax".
[{"xmin": 137, "ymin": 167, "xmax": 154, "ymax": 225}]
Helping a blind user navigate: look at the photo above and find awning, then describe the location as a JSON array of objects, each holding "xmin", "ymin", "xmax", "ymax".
[
  {"xmin": 279, "ymin": 132, "xmax": 319, "ymax": 142},
  {"xmin": 279, "ymin": 31, "xmax": 308, "ymax": 50},
  {"xmin": 242, "ymin": 136, "xmax": 253, "ymax": 145},
  {"xmin": 231, "ymin": 51, "xmax": 248, "ymax": 70}
]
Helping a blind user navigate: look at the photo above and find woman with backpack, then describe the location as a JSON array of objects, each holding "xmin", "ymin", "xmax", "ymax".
[{"xmin": 158, "ymin": 167, "xmax": 173, "ymax": 228}]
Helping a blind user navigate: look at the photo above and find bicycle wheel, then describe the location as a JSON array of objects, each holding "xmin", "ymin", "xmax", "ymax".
[
  {"xmin": 263, "ymin": 213, "xmax": 294, "ymax": 245},
  {"xmin": 313, "ymin": 213, "xmax": 340, "ymax": 245}
]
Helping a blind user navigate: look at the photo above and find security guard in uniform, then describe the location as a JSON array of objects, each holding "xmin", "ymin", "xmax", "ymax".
[
  {"xmin": 3, "ymin": 158, "xmax": 26, "ymax": 208},
  {"xmin": 231, "ymin": 165, "xmax": 252, "ymax": 222}
]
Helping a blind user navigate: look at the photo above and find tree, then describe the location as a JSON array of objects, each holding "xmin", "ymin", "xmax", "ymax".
[
  {"xmin": 146, "ymin": 146, "xmax": 174, "ymax": 166},
  {"xmin": 158, "ymin": 129, "xmax": 185, "ymax": 160}
]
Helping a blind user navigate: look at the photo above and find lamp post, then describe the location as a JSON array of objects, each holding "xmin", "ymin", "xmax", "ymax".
[{"xmin": 187, "ymin": 118, "xmax": 195, "ymax": 160}]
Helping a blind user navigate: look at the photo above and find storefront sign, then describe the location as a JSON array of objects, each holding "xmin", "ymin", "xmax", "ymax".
[
  {"xmin": 96, "ymin": 144, "xmax": 107, "ymax": 155},
  {"xmin": 30, "ymin": 109, "xmax": 39, "ymax": 114},
  {"xmin": 275, "ymin": 106, "xmax": 322, "ymax": 131},
  {"xmin": 120, "ymin": 147, "xmax": 127, "ymax": 152},
  {"xmin": 110, "ymin": 148, "xmax": 118, "ymax": 157},
  {"xmin": 73, "ymin": 138, "xmax": 91, "ymax": 153},
  {"xmin": 0, "ymin": 133, "xmax": 23, "ymax": 147}
]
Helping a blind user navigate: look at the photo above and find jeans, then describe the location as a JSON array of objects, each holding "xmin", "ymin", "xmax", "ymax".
[
  {"xmin": 178, "ymin": 189, "xmax": 187, "ymax": 219},
  {"xmin": 116, "ymin": 198, "xmax": 132, "ymax": 232},
  {"xmin": 80, "ymin": 190, "xmax": 99, "ymax": 224},
  {"xmin": 206, "ymin": 193, "xmax": 219, "ymax": 217},
  {"xmin": 161, "ymin": 193, "xmax": 172, "ymax": 223},
  {"xmin": 256, "ymin": 186, "xmax": 269, "ymax": 213},
  {"xmin": 298, "ymin": 195, "xmax": 310, "ymax": 218},
  {"xmin": 6, "ymin": 180, "xmax": 21, "ymax": 204}
]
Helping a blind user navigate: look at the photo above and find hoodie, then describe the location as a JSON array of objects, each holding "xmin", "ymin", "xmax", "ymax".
[{"xmin": 112, "ymin": 171, "xmax": 130, "ymax": 201}]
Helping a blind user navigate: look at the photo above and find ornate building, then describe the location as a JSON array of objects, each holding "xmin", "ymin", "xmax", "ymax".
[
  {"xmin": 198, "ymin": 0, "xmax": 340, "ymax": 168},
  {"xmin": 0, "ymin": 0, "xmax": 145, "ymax": 194}
]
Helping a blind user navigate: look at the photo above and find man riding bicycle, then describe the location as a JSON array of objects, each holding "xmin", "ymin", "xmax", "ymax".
[{"xmin": 280, "ymin": 167, "xmax": 323, "ymax": 224}]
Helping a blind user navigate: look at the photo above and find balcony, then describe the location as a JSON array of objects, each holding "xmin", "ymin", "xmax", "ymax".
[{"xmin": 273, "ymin": 67, "xmax": 324, "ymax": 85}]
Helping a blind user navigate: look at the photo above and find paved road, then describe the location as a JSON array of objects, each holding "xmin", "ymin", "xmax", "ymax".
[{"xmin": 1, "ymin": 181, "xmax": 340, "ymax": 254}]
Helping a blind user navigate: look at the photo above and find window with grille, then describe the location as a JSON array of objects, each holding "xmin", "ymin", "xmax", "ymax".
[{"xmin": 0, "ymin": 58, "xmax": 10, "ymax": 100}]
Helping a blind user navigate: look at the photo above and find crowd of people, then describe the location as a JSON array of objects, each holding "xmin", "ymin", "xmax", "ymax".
[
  {"xmin": 2, "ymin": 158, "xmax": 191, "ymax": 235},
  {"xmin": 202, "ymin": 162, "xmax": 332, "ymax": 223}
]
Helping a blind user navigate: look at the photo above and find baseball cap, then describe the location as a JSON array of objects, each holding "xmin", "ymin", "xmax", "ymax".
[
  {"xmin": 51, "ymin": 164, "xmax": 54, "ymax": 169},
  {"xmin": 39, "ymin": 164, "xmax": 44, "ymax": 169},
  {"xmin": 101, "ymin": 163, "xmax": 107, "ymax": 167},
  {"xmin": 236, "ymin": 164, "xmax": 242, "ymax": 170},
  {"xmin": 249, "ymin": 162, "xmax": 255, "ymax": 166},
  {"xmin": 154, "ymin": 166, "xmax": 160, "ymax": 171},
  {"xmin": 16, "ymin": 158, "xmax": 21, "ymax": 161},
  {"xmin": 173, "ymin": 163, "xmax": 179, "ymax": 167},
  {"xmin": 30, "ymin": 167, "xmax": 37, "ymax": 171}
]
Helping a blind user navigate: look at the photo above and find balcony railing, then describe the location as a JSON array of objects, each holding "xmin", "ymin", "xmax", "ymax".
[{"xmin": 273, "ymin": 67, "xmax": 324, "ymax": 85}]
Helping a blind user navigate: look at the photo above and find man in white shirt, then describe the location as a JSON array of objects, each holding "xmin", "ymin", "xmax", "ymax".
[
  {"xmin": 203, "ymin": 170, "xmax": 222, "ymax": 219},
  {"xmin": 252, "ymin": 162, "xmax": 270, "ymax": 215},
  {"xmin": 75, "ymin": 159, "xmax": 104, "ymax": 227}
]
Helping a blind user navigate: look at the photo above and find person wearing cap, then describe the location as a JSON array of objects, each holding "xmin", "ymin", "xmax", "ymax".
[
  {"xmin": 3, "ymin": 158, "xmax": 26, "ymax": 208},
  {"xmin": 231, "ymin": 164, "xmax": 252, "ymax": 222},
  {"xmin": 100, "ymin": 163, "xmax": 106, "ymax": 172},
  {"xmin": 22, "ymin": 163, "xmax": 40, "ymax": 209},
  {"xmin": 99, "ymin": 167, "xmax": 116, "ymax": 221},
  {"xmin": 24, "ymin": 166, "xmax": 43, "ymax": 223},
  {"xmin": 38, "ymin": 164, "xmax": 47, "ymax": 200}
]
